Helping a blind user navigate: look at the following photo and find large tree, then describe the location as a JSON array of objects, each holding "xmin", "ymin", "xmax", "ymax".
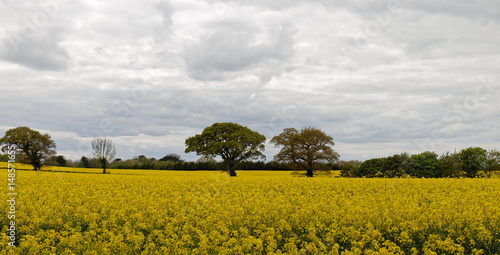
[
  {"xmin": 0, "ymin": 126, "xmax": 56, "ymax": 170},
  {"xmin": 270, "ymin": 127, "xmax": 339, "ymax": 177},
  {"xmin": 91, "ymin": 137, "xmax": 116, "ymax": 174},
  {"xmin": 185, "ymin": 122, "xmax": 266, "ymax": 177}
]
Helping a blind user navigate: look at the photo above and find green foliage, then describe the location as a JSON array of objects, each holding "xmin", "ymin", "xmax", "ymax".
[
  {"xmin": 159, "ymin": 153, "xmax": 184, "ymax": 162},
  {"xmin": 410, "ymin": 151, "xmax": 440, "ymax": 178},
  {"xmin": 460, "ymin": 147, "xmax": 487, "ymax": 178},
  {"xmin": 108, "ymin": 157, "xmax": 291, "ymax": 171},
  {"xmin": 56, "ymin": 155, "xmax": 67, "ymax": 167},
  {"xmin": 78, "ymin": 156, "xmax": 91, "ymax": 168},
  {"xmin": 358, "ymin": 158, "xmax": 386, "ymax": 177},
  {"xmin": 484, "ymin": 149, "xmax": 500, "ymax": 177},
  {"xmin": 0, "ymin": 153, "xmax": 9, "ymax": 162},
  {"xmin": 270, "ymin": 127, "xmax": 339, "ymax": 177},
  {"xmin": 45, "ymin": 155, "xmax": 68, "ymax": 167},
  {"xmin": 185, "ymin": 122, "xmax": 266, "ymax": 176},
  {"xmin": 382, "ymin": 153, "xmax": 410, "ymax": 178},
  {"xmin": 438, "ymin": 151, "xmax": 463, "ymax": 177},
  {"xmin": 0, "ymin": 126, "xmax": 56, "ymax": 170},
  {"xmin": 339, "ymin": 160, "xmax": 362, "ymax": 177}
]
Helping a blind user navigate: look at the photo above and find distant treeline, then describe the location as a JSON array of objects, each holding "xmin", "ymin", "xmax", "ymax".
[
  {"xmin": 339, "ymin": 147, "xmax": 500, "ymax": 178},
  {"xmin": 110, "ymin": 158, "xmax": 292, "ymax": 171},
  {"xmin": 5, "ymin": 153, "xmax": 292, "ymax": 171},
  {"xmin": 2, "ymin": 147, "xmax": 498, "ymax": 177},
  {"xmin": 0, "ymin": 153, "xmax": 291, "ymax": 170}
]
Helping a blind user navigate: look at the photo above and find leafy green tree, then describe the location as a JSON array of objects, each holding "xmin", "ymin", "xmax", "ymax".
[
  {"xmin": 383, "ymin": 153, "xmax": 410, "ymax": 178},
  {"xmin": 0, "ymin": 126, "xmax": 56, "ymax": 170},
  {"xmin": 439, "ymin": 151, "xmax": 463, "ymax": 177},
  {"xmin": 339, "ymin": 160, "xmax": 362, "ymax": 177},
  {"xmin": 270, "ymin": 127, "xmax": 339, "ymax": 177},
  {"xmin": 358, "ymin": 158, "xmax": 386, "ymax": 177},
  {"xmin": 460, "ymin": 147, "xmax": 487, "ymax": 178},
  {"xmin": 91, "ymin": 137, "xmax": 116, "ymax": 174},
  {"xmin": 410, "ymin": 151, "xmax": 440, "ymax": 178},
  {"xmin": 185, "ymin": 122, "xmax": 266, "ymax": 177},
  {"xmin": 484, "ymin": 149, "xmax": 500, "ymax": 177}
]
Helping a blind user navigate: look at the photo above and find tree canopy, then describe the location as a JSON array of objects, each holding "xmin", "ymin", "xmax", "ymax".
[
  {"xmin": 0, "ymin": 126, "xmax": 56, "ymax": 170},
  {"xmin": 460, "ymin": 147, "xmax": 487, "ymax": 178},
  {"xmin": 159, "ymin": 153, "xmax": 184, "ymax": 162},
  {"xmin": 410, "ymin": 151, "xmax": 440, "ymax": 178},
  {"xmin": 185, "ymin": 122, "xmax": 266, "ymax": 176},
  {"xmin": 270, "ymin": 127, "xmax": 339, "ymax": 177}
]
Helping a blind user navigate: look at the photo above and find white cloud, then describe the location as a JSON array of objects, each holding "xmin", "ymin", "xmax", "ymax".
[{"xmin": 182, "ymin": 19, "xmax": 296, "ymax": 82}]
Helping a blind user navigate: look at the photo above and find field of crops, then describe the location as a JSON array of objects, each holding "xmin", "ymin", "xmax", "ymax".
[{"xmin": 2, "ymin": 164, "xmax": 500, "ymax": 254}]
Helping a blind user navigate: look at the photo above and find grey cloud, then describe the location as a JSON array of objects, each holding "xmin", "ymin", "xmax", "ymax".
[
  {"xmin": 156, "ymin": 0, "xmax": 175, "ymax": 29},
  {"xmin": 153, "ymin": 0, "xmax": 176, "ymax": 44},
  {"xmin": 407, "ymin": 1, "xmax": 500, "ymax": 22},
  {"xmin": 183, "ymin": 21, "xmax": 296, "ymax": 82},
  {"xmin": 0, "ymin": 0, "xmax": 82, "ymax": 71},
  {"xmin": 214, "ymin": 0, "xmax": 389, "ymax": 13},
  {"xmin": 0, "ymin": 33, "xmax": 70, "ymax": 71}
]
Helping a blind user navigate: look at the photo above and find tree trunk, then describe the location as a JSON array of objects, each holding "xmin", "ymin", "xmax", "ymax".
[
  {"xmin": 101, "ymin": 158, "xmax": 107, "ymax": 174},
  {"xmin": 306, "ymin": 169, "xmax": 314, "ymax": 177},
  {"xmin": 229, "ymin": 169, "xmax": 237, "ymax": 177},
  {"xmin": 30, "ymin": 154, "xmax": 40, "ymax": 171},
  {"xmin": 226, "ymin": 160, "xmax": 237, "ymax": 177},
  {"xmin": 33, "ymin": 161, "xmax": 41, "ymax": 171}
]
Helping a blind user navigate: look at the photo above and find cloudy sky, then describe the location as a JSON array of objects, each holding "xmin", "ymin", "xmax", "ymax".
[{"xmin": 1, "ymin": 0, "xmax": 499, "ymax": 162}]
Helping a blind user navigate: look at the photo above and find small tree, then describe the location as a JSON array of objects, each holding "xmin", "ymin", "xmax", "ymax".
[
  {"xmin": 0, "ymin": 126, "xmax": 56, "ymax": 170},
  {"xmin": 439, "ymin": 151, "xmax": 462, "ymax": 177},
  {"xmin": 383, "ymin": 153, "xmax": 410, "ymax": 178},
  {"xmin": 410, "ymin": 151, "xmax": 440, "ymax": 178},
  {"xmin": 339, "ymin": 160, "xmax": 362, "ymax": 177},
  {"xmin": 79, "ymin": 156, "xmax": 90, "ymax": 168},
  {"xmin": 91, "ymin": 138, "xmax": 116, "ymax": 174},
  {"xmin": 56, "ymin": 155, "xmax": 67, "ymax": 167},
  {"xmin": 185, "ymin": 122, "xmax": 266, "ymax": 177},
  {"xmin": 159, "ymin": 153, "xmax": 184, "ymax": 162},
  {"xmin": 460, "ymin": 147, "xmax": 487, "ymax": 178},
  {"xmin": 358, "ymin": 158, "xmax": 386, "ymax": 177},
  {"xmin": 270, "ymin": 127, "xmax": 339, "ymax": 177},
  {"xmin": 485, "ymin": 149, "xmax": 500, "ymax": 177}
]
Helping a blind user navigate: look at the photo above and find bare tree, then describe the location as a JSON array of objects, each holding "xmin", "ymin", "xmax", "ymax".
[{"xmin": 91, "ymin": 137, "xmax": 116, "ymax": 174}]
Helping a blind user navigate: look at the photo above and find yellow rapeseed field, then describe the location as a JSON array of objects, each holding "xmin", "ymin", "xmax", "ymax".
[{"xmin": 1, "ymin": 164, "xmax": 500, "ymax": 254}]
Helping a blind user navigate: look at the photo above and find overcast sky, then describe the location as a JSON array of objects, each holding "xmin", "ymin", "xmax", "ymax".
[{"xmin": 1, "ymin": 0, "xmax": 499, "ymax": 162}]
